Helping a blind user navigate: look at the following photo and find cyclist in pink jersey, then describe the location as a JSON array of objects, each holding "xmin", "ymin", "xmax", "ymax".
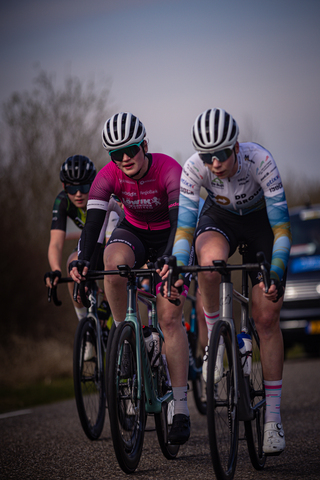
[{"xmin": 70, "ymin": 112, "xmax": 190, "ymax": 445}]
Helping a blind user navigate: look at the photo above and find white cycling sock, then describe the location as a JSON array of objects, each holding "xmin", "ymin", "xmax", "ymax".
[
  {"xmin": 113, "ymin": 320, "xmax": 121, "ymax": 328},
  {"xmin": 172, "ymin": 386, "xmax": 189, "ymax": 416},
  {"xmin": 264, "ymin": 379, "xmax": 282, "ymax": 424},
  {"xmin": 203, "ymin": 309, "xmax": 219, "ymax": 343},
  {"xmin": 74, "ymin": 306, "xmax": 87, "ymax": 321}
]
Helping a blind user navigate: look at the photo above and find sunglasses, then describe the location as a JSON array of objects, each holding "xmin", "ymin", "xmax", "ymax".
[
  {"xmin": 199, "ymin": 148, "xmax": 233, "ymax": 164},
  {"xmin": 109, "ymin": 141, "xmax": 143, "ymax": 162},
  {"xmin": 65, "ymin": 184, "xmax": 91, "ymax": 195}
]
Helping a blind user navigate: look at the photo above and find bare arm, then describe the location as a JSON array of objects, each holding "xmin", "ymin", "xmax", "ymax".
[{"xmin": 46, "ymin": 229, "xmax": 66, "ymax": 287}]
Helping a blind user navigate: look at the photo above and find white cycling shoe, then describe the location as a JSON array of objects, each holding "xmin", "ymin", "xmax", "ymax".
[
  {"xmin": 263, "ymin": 422, "xmax": 285, "ymax": 456},
  {"xmin": 202, "ymin": 341, "xmax": 225, "ymax": 384}
]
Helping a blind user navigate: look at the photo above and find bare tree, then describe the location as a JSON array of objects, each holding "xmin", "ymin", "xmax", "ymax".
[{"xmin": 0, "ymin": 70, "xmax": 113, "ymax": 340}]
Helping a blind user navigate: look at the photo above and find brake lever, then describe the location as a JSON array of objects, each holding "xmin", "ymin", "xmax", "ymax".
[
  {"xmin": 167, "ymin": 256, "xmax": 181, "ymax": 307},
  {"xmin": 256, "ymin": 251, "xmax": 271, "ymax": 293}
]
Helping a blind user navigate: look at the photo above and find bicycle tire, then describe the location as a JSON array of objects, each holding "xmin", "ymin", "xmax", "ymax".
[
  {"xmin": 244, "ymin": 317, "xmax": 266, "ymax": 470},
  {"xmin": 154, "ymin": 355, "xmax": 180, "ymax": 459},
  {"xmin": 105, "ymin": 322, "xmax": 116, "ymax": 407},
  {"xmin": 73, "ymin": 317, "xmax": 106, "ymax": 440},
  {"xmin": 207, "ymin": 320, "xmax": 239, "ymax": 480},
  {"xmin": 107, "ymin": 322, "xmax": 145, "ymax": 474},
  {"xmin": 192, "ymin": 355, "xmax": 207, "ymax": 415}
]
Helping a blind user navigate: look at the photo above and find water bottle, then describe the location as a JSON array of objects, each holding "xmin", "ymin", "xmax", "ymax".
[
  {"xmin": 143, "ymin": 326, "xmax": 160, "ymax": 367},
  {"xmin": 150, "ymin": 328, "xmax": 160, "ymax": 367},
  {"xmin": 237, "ymin": 332, "xmax": 252, "ymax": 376}
]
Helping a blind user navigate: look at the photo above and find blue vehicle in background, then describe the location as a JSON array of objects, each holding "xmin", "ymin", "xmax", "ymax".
[{"xmin": 280, "ymin": 204, "xmax": 320, "ymax": 357}]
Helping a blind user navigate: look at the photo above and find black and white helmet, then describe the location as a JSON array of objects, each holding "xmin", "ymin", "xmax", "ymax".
[
  {"xmin": 59, "ymin": 155, "xmax": 96, "ymax": 185},
  {"xmin": 192, "ymin": 108, "xmax": 239, "ymax": 153},
  {"xmin": 102, "ymin": 112, "xmax": 146, "ymax": 151}
]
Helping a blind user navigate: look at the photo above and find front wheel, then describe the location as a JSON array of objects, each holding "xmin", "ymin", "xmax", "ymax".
[
  {"xmin": 244, "ymin": 317, "xmax": 266, "ymax": 470},
  {"xmin": 192, "ymin": 355, "xmax": 207, "ymax": 415},
  {"xmin": 107, "ymin": 322, "xmax": 145, "ymax": 474},
  {"xmin": 207, "ymin": 320, "xmax": 239, "ymax": 480},
  {"xmin": 73, "ymin": 317, "xmax": 106, "ymax": 440},
  {"xmin": 154, "ymin": 355, "xmax": 180, "ymax": 459}
]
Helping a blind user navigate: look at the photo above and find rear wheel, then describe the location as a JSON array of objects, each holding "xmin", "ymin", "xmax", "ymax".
[
  {"xmin": 73, "ymin": 317, "xmax": 106, "ymax": 440},
  {"xmin": 207, "ymin": 320, "xmax": 239, "ymax": 480},
  {"xmin": 108, "ymin": 322, "xmax": 145, "ymax": 474},
  {"xmin": 244, "ymin": 317, "xmax": 266, "ymax": 470}
]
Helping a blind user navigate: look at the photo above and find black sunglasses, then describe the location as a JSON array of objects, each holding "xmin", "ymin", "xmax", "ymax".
[
  {"xmin": 65, "ymin": 184, "xmax": 91, "ymax": 195},
  {"xmin": 199, "ymin": 148, "xmax": 233, "ymax": 164},
  {"xmin": 109, "ymin": 141, "xmax": 143, "ymax": 162}
]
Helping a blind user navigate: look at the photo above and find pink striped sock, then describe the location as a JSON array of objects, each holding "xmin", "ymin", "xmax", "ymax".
[
  {"xmin": 264, "ymin": 379, "xmax": 282, "ymax": 423},
  {"xmin": 203, "ymin": 309, "xmax": 219, "ymax": 343}
]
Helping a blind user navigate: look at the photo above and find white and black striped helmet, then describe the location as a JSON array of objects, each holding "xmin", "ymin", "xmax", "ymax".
[
  {"xmin": 192, "ymin": 108, "xmax": 239, "ymax": 153},
  {"xmin": 102, "ymin": 112, "xmax": 146, "ymax": 151}
]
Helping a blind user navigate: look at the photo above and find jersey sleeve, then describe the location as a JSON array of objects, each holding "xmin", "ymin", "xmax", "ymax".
[
  {"xmin": 78, "ymin": 166, "xmax": 115, "ymax": 262},
  {"xmin": 172, "ymin": 156, "xmax": 204, "ymax": 266},
  {"xmin": 160, "ymin": 157, "xmax": 182, "ymax": 256},
  {"xmin": 50, "ymin": 191, "xmax": 68, "ymax": 231},
  {"xmin": 255, "ymin": 149, "xmax": 292, "ymax": 281}
]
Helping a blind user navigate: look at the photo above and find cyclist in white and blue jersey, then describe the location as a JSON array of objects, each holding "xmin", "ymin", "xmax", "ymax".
[{"xmin": 168, "ymin": 108, "xmax": 292, "ymax": 456}]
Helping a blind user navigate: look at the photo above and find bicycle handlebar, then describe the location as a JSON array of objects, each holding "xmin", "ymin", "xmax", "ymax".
[
  {"xmin": 47, "ymin": 264, "xmax": 161, "ymax": 307},
  {"xmin": 166, "ymin": 251, "xmax": 271, "ymax": 293}
]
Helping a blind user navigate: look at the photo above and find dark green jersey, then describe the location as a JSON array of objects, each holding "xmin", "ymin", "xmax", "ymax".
[{"xmin": 51, "ymin": 190, "xmax": 87, "ymax": 231}]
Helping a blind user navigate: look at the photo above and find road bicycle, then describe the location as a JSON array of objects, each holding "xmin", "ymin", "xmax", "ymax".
[
  {"xmin": 76, "ymin": 263, "xmax": 180, "ymax": 474},
  {"xmin": 165, "ymin": 247, "xmax": 271, "ymax": 480},
  {"xmin": 47, "ymin": 277, "xmax": 111, "ymax": 441}
]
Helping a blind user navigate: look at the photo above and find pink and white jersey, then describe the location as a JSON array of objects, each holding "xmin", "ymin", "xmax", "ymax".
[{"xmin": 88, "ymin": 153, "xmax": 181, "ymax": 230}]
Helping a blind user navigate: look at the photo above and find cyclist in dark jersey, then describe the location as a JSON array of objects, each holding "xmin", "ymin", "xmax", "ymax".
[
  {"xmin": 45, "ymin": 155, "xmax": 122, "ymax": 322},
  {"xmin": 70, "ymin": 112, "xmax": 190, "ymax": 445}
]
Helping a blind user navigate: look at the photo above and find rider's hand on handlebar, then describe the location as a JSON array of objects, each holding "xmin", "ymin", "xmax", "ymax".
[
  {"xmin": 69, "ymin": 260, "xmax": 90, "ymax": 283},
  {"xmin": 44, "ymin": 270, "xmax": 61, "ymax": 288},
  {"xmin": 160, "ymin": 278, "xmax": 184, "ymax": 300},
  {"xmin": 155, "ymin": 256, "xmax": 169, "ymax": 279},
  {"xmin": 258, "ymin": 279, "xmax": 284, "ymax": 303}
]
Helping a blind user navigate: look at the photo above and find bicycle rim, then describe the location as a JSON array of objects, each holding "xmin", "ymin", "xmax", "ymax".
[
  {"xmin": 108, "ymin": 322, "xmax": 145, "ymax": 474},
  {"xmin": 73, "ymin": 317, "xmax": 106, "ymax": 440},
  {"xmin": 154, "ymin": 355, "xmax": 180, "ymax": 459},
  {"xmin": 207, "ymin": 321, "xmax": 239, "ymax": 480},
  {"xmin": 244, "ymin": 317, "xmax": 266, "ymax": 470}
]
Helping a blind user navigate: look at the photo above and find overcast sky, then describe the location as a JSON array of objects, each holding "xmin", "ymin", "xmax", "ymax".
[{"xmin": 1, "ymin": 0, "xmax": 319, "ymax": 181}]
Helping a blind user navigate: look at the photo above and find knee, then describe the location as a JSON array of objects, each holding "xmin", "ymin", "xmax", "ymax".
[
  {"xmin": 159, "ymin": 309, "xmax": 183, "ymax": 336},
  {"xmin": 254, "ymin": 311, "xmax": 280, "ymax": 339}
]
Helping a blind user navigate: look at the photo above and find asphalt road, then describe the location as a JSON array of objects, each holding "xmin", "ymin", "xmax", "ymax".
[{"xmin": 1, "ymin": 357, "xmax": 320, "ymax": 480}]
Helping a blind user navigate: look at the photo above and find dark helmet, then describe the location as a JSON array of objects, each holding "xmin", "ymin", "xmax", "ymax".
[{"xmin": 59, "ymin": 155, "xmax": 96, "ymax": 185}]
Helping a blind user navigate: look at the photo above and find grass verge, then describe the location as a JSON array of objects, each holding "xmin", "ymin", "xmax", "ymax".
[{"xmin": 0, "ymin": 377, "xmax": 75, "ymax": 414}]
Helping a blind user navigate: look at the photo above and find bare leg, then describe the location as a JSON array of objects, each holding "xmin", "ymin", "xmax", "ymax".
[
  {"xmin": 251, "ymin": 284, "xmax": 284, "ymax": 380},
  {"xmin": 103, "ymin": 243, "xmax": 135, "ymax": 323},
  {"xmin": 195, "ymin": 288, "xmax": 208, "ymax": 352},
  {"xmin": 195, "ymin": 231, "xmax": 230, "ymax": 314},
  {"xmin": 156, "ymin": 294, "xmax": 188, "ymax": 387}
]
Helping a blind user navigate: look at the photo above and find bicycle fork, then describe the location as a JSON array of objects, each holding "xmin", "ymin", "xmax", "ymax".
[
  {"xmin": 220, "ymin": 274, "xmax": 258, "ymax": 422},
  {"xmin": 219, "ymin": 277, "xmax": 239, "ymax": 413}
]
